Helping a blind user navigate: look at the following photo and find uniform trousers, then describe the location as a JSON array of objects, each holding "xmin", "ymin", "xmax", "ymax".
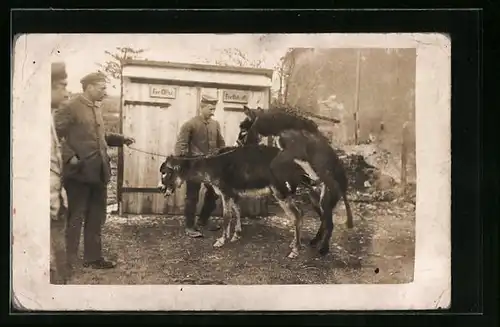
[
  {"xmin": 64, "ymin": 179, "xmax": 107, "ymax": 268},
  {"xmin": 184, "ymin": 181, "xmax": 218, "ymax": 228}
]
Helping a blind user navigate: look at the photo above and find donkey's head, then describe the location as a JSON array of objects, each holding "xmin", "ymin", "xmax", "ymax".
[
  {"xmin": 236, "ymin": 105, "xmax": 265, "ymax": 146},
  {"xmin": 158, "ymin": 156, "xmax": 186, "ymax": 196}
]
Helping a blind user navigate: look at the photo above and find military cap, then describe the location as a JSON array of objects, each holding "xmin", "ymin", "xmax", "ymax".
[
  {"xmin": 80, "ymin": 72, "xmax": 107, "ymax": 87},
  {"xmin": 51, "ymin": 62, "xmax": 67, "ymax": 82},
  {"xmin": 200, "ymin": 94, "xmax": 218, "ymax": 105}
]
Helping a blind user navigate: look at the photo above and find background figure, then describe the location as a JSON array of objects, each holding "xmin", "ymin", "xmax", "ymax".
[
  {"xmin": 174, "ymin": 95, "xmax": 226, "ymax": 238},
  {"xmin": 50, "ymin": 62, "xmax": 70, "ymax": 284},
  {"xmin": 53, "ymin": 72, "xmax": 135, "ymax": 271}
]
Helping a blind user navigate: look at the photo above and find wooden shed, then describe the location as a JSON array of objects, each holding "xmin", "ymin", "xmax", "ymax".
[{"xmin": 118, "ymin": 59, "xmax": 274, "ymax": 217}]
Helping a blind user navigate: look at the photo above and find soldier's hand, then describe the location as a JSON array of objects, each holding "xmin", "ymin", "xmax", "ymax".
[{"xmin": 124, "ymin": 137, "xmax": 135, "ymax": 146}]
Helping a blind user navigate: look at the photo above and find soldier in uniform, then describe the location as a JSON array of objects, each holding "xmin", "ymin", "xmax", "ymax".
[
  {"xmin": 50, "ymin": 62, "xmax": 70, "ymax": 284},
  {"xmin": 53, "ymin": 72, "xmax": 135, "ymax": 271},
  {"xmin": 174, "ymin": 95, "xmax": 226, "ymax": 238}
]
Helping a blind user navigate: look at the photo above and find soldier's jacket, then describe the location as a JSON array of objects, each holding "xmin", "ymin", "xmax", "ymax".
[
  {"xmin": 53, "ymin": 95, "xmax": 126, "ymax": 185},
  {"xmin": 174, "ymin": 115, "xmax": 226, "ymax": 156},
  {"xmin": 50, "ymin": 112, "xmax": 67, "ymax": 220}
]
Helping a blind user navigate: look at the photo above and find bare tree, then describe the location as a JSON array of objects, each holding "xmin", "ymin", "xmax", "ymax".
[
  {"xmin": 95, "ymin": 47, "xmax": 145, "ymax": 110},
  {"xmin": 279, "ymin": 48, "xmax": 307, "ymax": 105},
  {"xmin": 97, "ymin": 47, "xmax": 146, "ymax": 81},
  {"xmin": 195, "ymin": 48, "xmax": 264, "ymax": 68},
  {"xmin": 280, "ymin": 48, "xmax": 322, "ymax": 111},
  {"xmin": 273, "ymin": 54, "xmax": 287, "ymax": 104},
  {"xmin": 214, "ymin": 48, "xmax": 264, "ymax": 68}
]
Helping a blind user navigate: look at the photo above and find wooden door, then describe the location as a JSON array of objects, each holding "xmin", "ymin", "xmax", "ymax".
[
  {"xmin": 121, "ymin": 83, "xmax": 272, "ymax": 217},
  {"xmin": 121, "ymin": 82, "xmax": 198, "ymax": 214}
]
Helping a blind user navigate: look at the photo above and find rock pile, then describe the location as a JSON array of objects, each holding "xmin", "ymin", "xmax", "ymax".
[
  {"xmin": 295, "ymin": 144, "xmax": 416, "ymax": 205},
  {"xmin": 336, "ymin": 145, "xmax": 415, "ymax": 204}
]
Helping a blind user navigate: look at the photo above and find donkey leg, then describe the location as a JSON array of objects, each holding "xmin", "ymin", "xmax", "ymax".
[
  {"xmin": 283, "ymin": 200, "xmax": 303, "ymax": 258},
  {"xmin": 230, "ymin": 200, "xmax": 242, "ymax": 243},
  {"xmin": 213, "ymin": 195, "xmax": 233, "ymax": 248},
  {"xmin": 271, "ymin": 187, "xmax": 303, "ymax": 259},
  {"xmin": 307, "ymin": 184, "xmax": 326, "ymax": 247},
  {"xmin": 289, "ymin": 199, "xmax": 304, "ymax": 258},
  {"xmin": 269, "ymin": 155, "xmax": 305, "ymax": 258},
  {"xmin": 306, "ymin": 186, "xmax": 322, "ymax": 216},
  {"xmin": 310, "ymin": 221, "xmax": 325, "ymax": 248},
  {"xmin": 308, "ymin": 158, "xmax": 355, "ymax": 229},
  {"xmin": 318, "ymin": 186, "xmax": 341, "ymax": 256}
]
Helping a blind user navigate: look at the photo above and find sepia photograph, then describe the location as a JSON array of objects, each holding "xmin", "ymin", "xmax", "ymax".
[{"xmin": 12, "ymin": 33, "xmax": 451, "ymax": 311}]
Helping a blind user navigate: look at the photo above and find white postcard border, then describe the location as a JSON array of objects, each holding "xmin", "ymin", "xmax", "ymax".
[{"xmin": 11, "ymin": 33, "xmax": 451, "ymax": 311}]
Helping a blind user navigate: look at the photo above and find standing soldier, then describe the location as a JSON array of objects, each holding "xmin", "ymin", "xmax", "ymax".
[
  {"xmin": 53, "ymin": 72, "xmax": 135, "ymax": 271},
  {"xmin": 174, "ymin": 95, "xmax": 225, "ymax": 238},
  {"xmin": 50, "ymin": 62, "xmax": 70, "ymax": 284}
]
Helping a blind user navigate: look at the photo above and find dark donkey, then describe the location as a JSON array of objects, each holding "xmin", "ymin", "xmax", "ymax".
[
  {"xmin": 237, "ymin": 105, "xmax": 354, "ymax": 256},
  {"xmin": 159, "ymin": 145, "xmax": 323, "ymax": 259}
]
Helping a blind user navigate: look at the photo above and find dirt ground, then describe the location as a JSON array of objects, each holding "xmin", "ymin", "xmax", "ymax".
[
  {"xmin": 69, "ymin": 199, "xmax": 415, "ymax": 285},
  {"xmin": 68, "ymin": 147, "xmax": 415, "ymax": 285}
]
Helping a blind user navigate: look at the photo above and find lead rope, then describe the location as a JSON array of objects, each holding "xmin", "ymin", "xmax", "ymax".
[
  {"xmin": 126, "ymin": 145, "xmax": 239, "ymax": 159},
  {"xmin": 126, "ymin": 145, "xmax": 170, "ymax": 158}
]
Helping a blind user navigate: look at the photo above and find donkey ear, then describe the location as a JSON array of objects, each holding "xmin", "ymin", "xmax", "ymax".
[{"xmin": 243, "ymin": 105, "xmax": 252, "ymax": 117}]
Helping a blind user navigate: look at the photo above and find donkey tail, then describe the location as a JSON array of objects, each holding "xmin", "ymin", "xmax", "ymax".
[{"xmin": 342, "ymin": 191, "xmax": 354, "ymax": 229}]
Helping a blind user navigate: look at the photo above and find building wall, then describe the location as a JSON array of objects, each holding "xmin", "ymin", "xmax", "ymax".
[{"xmin": 119, "ymin": 64, "xmax": 272, "ymax": 215}]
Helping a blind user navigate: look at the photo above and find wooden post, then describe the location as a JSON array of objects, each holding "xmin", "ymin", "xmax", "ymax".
[
  {"xmin": 264, "ymin": 86, "xmax": 272, "ymax": 217},
  {"xmin": 117, "ymin": 66, "xmax": 125, "ymax": 216},
  {"xmin": 353, "ymin": 49, "xmax": 361, "ymax": 145},
  {"xmin": 401, "ymin": 121, "xmax": 409, "ymax": 193}
]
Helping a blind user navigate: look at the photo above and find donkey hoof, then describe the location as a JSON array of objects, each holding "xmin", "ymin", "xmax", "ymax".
[
  {"xmin": 289, "ymin": 239, "xmax": 301, "ymax": 249},
  {"xmin": 287, "ymin": 250, "xmax": 299, "ymax": 259},
  {"xmin": 318, "ymin": 246, "xmax": 329, "ymax": 256},
  {"xmin": 213, "ymin": 239, "xmax": 225, "ymax": 248},
  {"xmin": 230, "ymin": 234, "xmax": 241, "ymax": 243},
  {"xmin": 309, "ymin": 238, "xmax": 319, "ymax": 248}
]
